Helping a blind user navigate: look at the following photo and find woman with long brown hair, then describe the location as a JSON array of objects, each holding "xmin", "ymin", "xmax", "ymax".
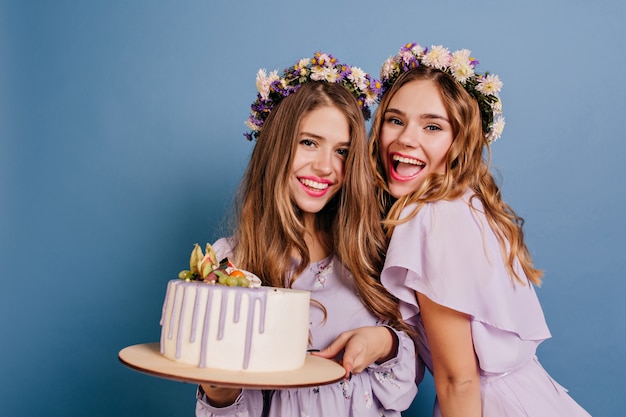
[
  {"xmin": 196, "ymin": 52, "xmax": 417, "ymax": 417},
  {"xmin": 371, "ymin": 42, "xmax": 591, "ymax": 416}
]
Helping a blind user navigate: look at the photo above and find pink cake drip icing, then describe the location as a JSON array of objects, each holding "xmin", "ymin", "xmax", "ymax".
[{"xmin": 160, "ymin": 280, "xmax": 269, "ymax": 369}]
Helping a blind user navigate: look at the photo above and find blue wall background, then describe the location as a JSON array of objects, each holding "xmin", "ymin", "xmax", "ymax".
[{"xmin": 1, "ymin": 1, "xmax": 624, "ymax": 416}]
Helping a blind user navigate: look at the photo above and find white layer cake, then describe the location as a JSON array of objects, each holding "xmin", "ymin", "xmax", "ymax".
[{"xmin": 160, "ymin": 279, "xmax": 310, "ymax": 372}]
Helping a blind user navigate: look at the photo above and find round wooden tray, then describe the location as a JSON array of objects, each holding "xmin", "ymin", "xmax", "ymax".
[{"xmin": 118, "ymin": 343, "xmax": 346, "ymax": 389}]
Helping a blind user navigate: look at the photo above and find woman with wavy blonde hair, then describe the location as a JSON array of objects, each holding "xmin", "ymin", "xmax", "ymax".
[
  {"xmin": 370, "ymin": 42, "xmax": 591, "ymax": 416},
  {"xmin": 196, "ymin": 52, "xmax": 417, "ymax": 417}
]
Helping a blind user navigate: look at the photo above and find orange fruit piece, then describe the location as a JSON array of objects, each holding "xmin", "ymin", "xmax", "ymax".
[{"xmin": 229, "ymin": 269, "xmax": 246, "ymax": 278}]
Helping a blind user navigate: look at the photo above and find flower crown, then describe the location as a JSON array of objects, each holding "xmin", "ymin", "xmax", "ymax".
[
  {"xmin": 244, "ymin": 52, "xmax": 380, "ymax": 141},
  {"xmin": 380, "ymin": 42, "xmax": 505, "ymax": 143}
]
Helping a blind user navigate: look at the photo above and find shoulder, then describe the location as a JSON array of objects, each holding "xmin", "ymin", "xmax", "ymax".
[
  {"xmin": 396, "ymin": 190, "xmax": 482, "ymax": 235},
  {"xmin": 212, "ymin": 237, "xmax": 235, "ymax": 260}
]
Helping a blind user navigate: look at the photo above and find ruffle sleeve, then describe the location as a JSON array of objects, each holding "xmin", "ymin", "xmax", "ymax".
[
  {"xmin": 196, "ymin": 387, "xmax": 264, "ymax": 417},
  {"xmin": 382, "ymin": 194, "xmax": 552, "ymax": 372},
  {"xmin": 365, "ymin": 327, "xmax": 418, "ymax": 411},
  {"xmin": 211, "ymin": 237, "xmax": 235, "ymax": 262}
]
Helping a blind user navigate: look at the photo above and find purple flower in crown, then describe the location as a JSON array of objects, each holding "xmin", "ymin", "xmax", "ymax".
[
  {"xmin": 338, "ymin": 64, "xmax": 352, "ymax": 81},
  {"xmin": 369, "ymin": 77, "xmax": 383, "ymax": 97},
  {"xmin": 251, "ymin": 99, "xmax": 269, "ymax": 113},
  {"xmin": 377, "ymin": 41, "xmax": 505, "ymax": 143},
  {"xmin": 312, "ymin": 52, "xmax": 336, "ymax": 68},
  {"xmin": 243, "ymin": 52, "xmax": 379, "ymax": 141},
  {"xmin": 286, "ymin": 84, "xmax": 301, "ymax": 96}
]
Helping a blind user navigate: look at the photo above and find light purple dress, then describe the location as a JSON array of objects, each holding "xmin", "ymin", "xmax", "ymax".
[
  {"xmin": 381, "ymin": 190, "xmax": 592, "ymax": 416},
  {"xmin": 195, "ymin": 238, "xmax": 417, "ymax": 417}
]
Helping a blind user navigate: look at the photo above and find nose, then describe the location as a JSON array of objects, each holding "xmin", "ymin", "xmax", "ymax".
[
  {"xmin": 397, "ymin": 123, "xmax": 420, "ymax": 148},
  {"xmin": 311, "ymin": 149, "xmax": 333, "ymax": 175}
]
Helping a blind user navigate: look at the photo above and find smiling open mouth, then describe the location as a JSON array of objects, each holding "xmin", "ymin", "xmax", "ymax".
[
  {"xmin": 392, "ymin": 154, "xmax": 425, "ymax": 178},
  {"xmin": 299, "ymin": 178, "xmax": 329, "ymax": 191}
]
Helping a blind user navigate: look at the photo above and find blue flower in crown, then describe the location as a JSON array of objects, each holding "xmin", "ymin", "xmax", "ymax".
[
  {"xmin": 244, "ymin": 52, "xmax": 379, "ymax": 141},
  {"xmin": 380, "ymin": 42, "xmax": 505, "ymax": 143}
]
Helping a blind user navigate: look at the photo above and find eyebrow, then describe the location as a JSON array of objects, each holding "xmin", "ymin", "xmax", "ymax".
[
  {"xmin": 299, "ymin": 131, "xmax": 350, "ymax": 147},
  {"xmin": 385, "ymin": 107, "xmax": 450, "ymax": 123}
]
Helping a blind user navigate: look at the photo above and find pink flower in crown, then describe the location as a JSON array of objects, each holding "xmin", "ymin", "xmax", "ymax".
[
  {"xmin": 380, "ymin": 57, "xmax": 397, "ymax": 80},
  {"xmin": 244, "ymin": 51, "xmax": 377, "ymax": 140},
  {"xmin": 409, "ymin": 42, "xmax": 426, "ymax": 57},
  {"xmin": 399, "ymin": 49, "xmax": 415, "ymax": 66},
  {"xmin": 377, "ymin": 41, "xmax": 505, "ymax": 143}
]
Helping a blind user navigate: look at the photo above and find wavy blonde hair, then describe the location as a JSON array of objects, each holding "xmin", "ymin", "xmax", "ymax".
[
  {"xmin": 231, "ymin": 81, "xmax": 411, "ymax": 332},
  {"xmin": 369, "ymin": 66, "xmax": 542, "ymax": 285}
]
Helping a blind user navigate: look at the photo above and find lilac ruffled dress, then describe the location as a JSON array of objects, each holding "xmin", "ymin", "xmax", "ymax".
[
  {"xmin": 381, "ymin": 190, "xmax": 592, "ymax": 416},
  {"xmin": 195, "ymin": 238, "xmax": 417, "ymax": 417}
]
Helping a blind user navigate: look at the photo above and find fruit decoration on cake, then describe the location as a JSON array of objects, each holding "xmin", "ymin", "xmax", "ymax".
[
  {"xmin": 177, "ymin": 243, "xmax": 261, "ymax": 288},
  {"xmin": 158, "ymin": 241, "xmax": 310, "ymax": 372}
]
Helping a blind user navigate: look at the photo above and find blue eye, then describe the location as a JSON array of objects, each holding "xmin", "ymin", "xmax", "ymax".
[
  {"xmin": 425, "ymin": 125, "xmax": 442, "ymax": 131},
  {"xmin": 337, "ymin": 148, "xmax": 349, "ymax": 158},
  {"xmin": 300, "ymin": 139, "xmax": 316, "ymax": 147}
]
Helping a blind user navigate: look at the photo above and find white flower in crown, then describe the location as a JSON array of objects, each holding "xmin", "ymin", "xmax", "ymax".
[
  {"xmin": 348, "ymin": 67, "xmax": 368, "ymax": 90},
  {"xmin": 319, "ymin": 53, "xmax": 332, "ymax": 64},
  {"xmin": 311, "ymin": 65, "xmax": 340, "ymax": 82},
  {"xmin": 487, "ymin": 116, "xmax": 505, "ymax": 142},
  {"xmin": 450, "ymin": 49, "xmax": 472, "ymax": 68},
  {"xmin": 295, "ymin": 58, "xmax": 311, "ymax": 76},
  {"xmin": 244, "ymin": 52, "xmax": 379, "ymax": 141},
  {"xmin": 450, "ymin": 49, "xmax": 475, "ymax": 83},
  {"xmin": 379, "ymin": 42, "xmax": 505, "ymax": 143},
  {"xmin": 244, "ymin": 117, "xmax": 259, "ymax": 132},
  {"xmin": 476, "ymin": 74, "xmax": 503, "ymax": 95},
  {"xmin": 410, "ymin": 43, "xmax": 426, "ymax": 57},
  {"xmin": 256, "ymin": 69, "xmax": 279, "ymax": 100},
  {"xmin": 365, "ymin": 88, "xmax": 378, "ymax": 107},
  {"xmin": 491, "ymin": 98, "xmax": 503, "ymax": 115},
  {"xmin": 452, "ymin": 63, "xmax": 475, "ymax": 84},
  {"xmin": 422, "ymin": 45, "xmax": 451, "ymax": 70}
]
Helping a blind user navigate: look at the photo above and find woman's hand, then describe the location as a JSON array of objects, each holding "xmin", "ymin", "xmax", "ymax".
[
  {"xmin": 312, "ymin": 326, "xmax": 398, "ymax": 378},
  {"xmin": 199, "ymin": 384, "xmax": 241, "ymax": 408}
]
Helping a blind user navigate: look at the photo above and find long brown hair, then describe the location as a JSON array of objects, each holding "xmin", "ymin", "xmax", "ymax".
[
  {"xmin": 369, "ymin": 66, "xmax": 543, "ymax": 285},
  {"xmin": 232, "ymin": 81, "xmax": 410, "ymax": 332}
]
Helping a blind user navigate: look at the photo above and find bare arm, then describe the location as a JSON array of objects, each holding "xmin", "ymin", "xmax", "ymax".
[{"xmin": 417, "ymin": 292, "xmax": 481, "ymax": 417}]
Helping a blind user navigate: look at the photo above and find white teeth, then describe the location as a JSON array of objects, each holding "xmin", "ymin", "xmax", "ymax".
[
  {"xmin": 392, "ymin": 155, "xmax": 425, "ymax": 166},
  {"xmin": 300, "ymin": 178, "xmax": 329, "ymax": 190}
]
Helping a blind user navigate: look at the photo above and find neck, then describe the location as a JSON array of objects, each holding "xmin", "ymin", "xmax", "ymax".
[{"xmin": 302, "ymin": 213, "xmax": 329, "ymax": 263}]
